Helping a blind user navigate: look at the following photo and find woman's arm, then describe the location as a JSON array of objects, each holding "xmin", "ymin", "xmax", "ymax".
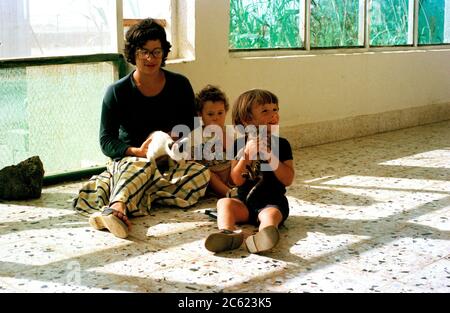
[
  {"xmin": 99, "ymin": 85, "xmax": 130, "ymax": 159},
  {"xmin": 173, "ymin": 74, "xmax": 197, "ymax": 132}
]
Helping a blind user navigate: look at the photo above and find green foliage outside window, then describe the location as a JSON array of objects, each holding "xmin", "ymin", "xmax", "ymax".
[
  {"xmin": 229, "ymin": 0, "xmax": 449, "ymax": 49},
  {"xmin": 370, "ymin": 0, "xmax": 411, "ymax": 46},
  {"xmin": 419, "ymin": 0, "xmax": 448, "ymax": 44},
  {"xmin": 310, "ymin": 0, "xmax": 362, "ymax": 48},
  {"xmin": 229, "ymin": 0, "xmax": 303, "ymax": 49}
]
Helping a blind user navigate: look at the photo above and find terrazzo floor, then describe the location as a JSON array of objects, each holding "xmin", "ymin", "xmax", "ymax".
[{"xmin": 1, "ymin": 121, "xmax": 450, "ymax": 293}]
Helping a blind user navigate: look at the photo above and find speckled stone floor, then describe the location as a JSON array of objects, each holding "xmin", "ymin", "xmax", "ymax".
[{"xmin": 1, "ymin": 121, "xmax": 449, "ymax": 293}]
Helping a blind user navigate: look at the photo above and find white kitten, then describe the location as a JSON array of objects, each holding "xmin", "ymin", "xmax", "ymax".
[{"xmin": 146, "ymin": 131, "xmax": 188, "ymax": 168}]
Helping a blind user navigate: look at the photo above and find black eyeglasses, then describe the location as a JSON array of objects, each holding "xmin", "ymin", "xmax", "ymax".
[{"xmin": 136, "ymin": 47, "xmax": 164, "ymax": 59}]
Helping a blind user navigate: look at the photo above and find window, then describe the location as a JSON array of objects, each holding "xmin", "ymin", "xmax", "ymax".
[
  {"xmin": 0, "ymin": 0, "xmax": 128, "ymax": 175},
  {"xmin": 0, "ymin": 59, "xmax": 121, "ymax": 175},
  {"xmin": 419, "ymin": 0, "xmax": 450, "ymax": 44},
  {"xmin": 0, "ymin": 0, "xmax": 117, "ymax": 58},
  {"xmin": 0, "ymin": 0, "xmax": 178, "ymax": 59},
  {"xmin": 229, "ymin": 0, "xmax": 450, "ymax": 50},
  {"xmin": 123, "ymin": 0, "xmax": 177, "ymax": 56},
  {"xmin": 123, "ymin": 0, "xmax": 171, "ymax": 21},
  {"xmin": 370, "ymin": 0, "xmax": 414, "ymax": 46},
  {"xmin": 229, "ymin": 0, "xmax": 305, "ymax": 49},
  {"xmin": 0, "ymin": 0, "xmax": 182, "ymax": 177},
  {"xmin": 310, "ymin": 0, "xmax": 364, "ymax": 48}
]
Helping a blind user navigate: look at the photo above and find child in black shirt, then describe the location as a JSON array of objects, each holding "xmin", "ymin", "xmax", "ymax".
[{"xmin": 205, "ymin": 89, "xmax": 295, "ymax": 254}]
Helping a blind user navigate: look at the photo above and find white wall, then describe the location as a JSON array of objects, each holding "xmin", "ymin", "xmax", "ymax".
[{"xmin": 164, "ymin": 0, "xmax": 450, "ymax": 144}]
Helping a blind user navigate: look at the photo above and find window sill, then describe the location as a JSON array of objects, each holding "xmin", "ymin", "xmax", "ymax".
[
  {"xmin": 229, "ymin": 45, "xmax": 450, "ymax": 59},
  {"xmin": 167, "ymin": 56, "xmax": 195, "ymax": 64}
]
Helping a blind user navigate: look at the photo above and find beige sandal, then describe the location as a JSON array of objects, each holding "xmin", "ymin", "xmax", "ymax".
[
  {"xmin": 89, "ymin": 207, "xmax": 129, "ymax": 239},
  {"xmin": 245, "ymin": 225, "xmax": 279, "ymax": 253}
]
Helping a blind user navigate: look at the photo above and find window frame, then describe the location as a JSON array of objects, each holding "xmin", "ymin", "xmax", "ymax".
[
  {"xmin": 0, "ymin": 0, "xmax": 179, "ymax": 182},
  {"xmin": 229, "ymin": 0, "xmax": 450, "ymax": 57}
]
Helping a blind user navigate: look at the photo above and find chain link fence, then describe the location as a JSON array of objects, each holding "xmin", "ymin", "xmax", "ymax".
[{"xmin": 0, "ymin": 58, "xmax": 121, "ymax": 176}]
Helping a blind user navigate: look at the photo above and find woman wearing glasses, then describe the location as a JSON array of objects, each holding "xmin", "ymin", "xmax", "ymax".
[{"xmin": 73, "ymin": 18, "xmax": 209, "ymax": 238}]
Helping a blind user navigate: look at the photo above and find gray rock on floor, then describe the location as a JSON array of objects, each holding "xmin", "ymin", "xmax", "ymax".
[{"xmin": 0, "ymin": 156, "xmax": 45, "ymax": 200}]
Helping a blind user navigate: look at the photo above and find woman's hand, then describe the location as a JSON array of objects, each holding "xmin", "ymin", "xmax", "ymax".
[
  {"xmin": 139, "ymin": 135, "xmax": 153, "ymax": 157},
  {"xmin": 125, "ymin": 136, "xmax": 153, "ymax": 158}
]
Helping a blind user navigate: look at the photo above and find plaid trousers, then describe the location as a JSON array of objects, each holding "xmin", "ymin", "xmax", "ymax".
[{"xmin": 73, "ymin": 157, "xmax": 210, "ymax": 217}]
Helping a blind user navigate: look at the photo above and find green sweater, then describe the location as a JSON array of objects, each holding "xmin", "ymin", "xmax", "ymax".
[{"xmin": 99, "ymin": 69, "xmax": 196, "ymax": 159}]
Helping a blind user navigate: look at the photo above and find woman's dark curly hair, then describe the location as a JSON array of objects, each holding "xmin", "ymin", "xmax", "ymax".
[
  {"xmin": 124, "ymin": 18, "xmax": 172, "ymax": 66},
  {"xmin": 195, "ymin": 85, "xmax": 230, "ymax": 114}
]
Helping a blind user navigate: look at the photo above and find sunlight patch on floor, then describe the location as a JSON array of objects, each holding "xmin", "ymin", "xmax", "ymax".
[{"xmin": 379, "ymin": 149, "xmax": 450, "ymax": 169}]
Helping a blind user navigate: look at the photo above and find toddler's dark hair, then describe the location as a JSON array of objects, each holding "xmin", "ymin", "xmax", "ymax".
[{"xmin": 195, "ymin": 85, "xmax": 229, "ymax": 113}]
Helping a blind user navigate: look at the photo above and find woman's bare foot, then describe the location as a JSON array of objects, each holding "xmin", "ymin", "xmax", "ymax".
[{"xmin": 110, "ymin": 202, "xmax": 132, "ymax": 230}]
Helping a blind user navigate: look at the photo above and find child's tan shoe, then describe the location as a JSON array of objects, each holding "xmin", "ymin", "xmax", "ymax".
[
  {"xmin": 205, "ymin": 229, "xmax": 243, "ymax": 253},
  {"xmin": 245, "ymin": 225, "xmax": 279, "ymax": 253}
]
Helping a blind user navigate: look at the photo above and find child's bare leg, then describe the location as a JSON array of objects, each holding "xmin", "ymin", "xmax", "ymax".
[
  {"xmin": 257, "ymin": 207, "xmax": 283, "ymax": 231},
  {"xmin": 217, "ymin": 198, "xmax": 249, "ymax": 231},
  {"xmin": 205, "ymin": 198, "xmax": 249, "ymax": 253},
  {"xmin": 245, "ymin": 207, "xmax": 282, "ymax": 253}
]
